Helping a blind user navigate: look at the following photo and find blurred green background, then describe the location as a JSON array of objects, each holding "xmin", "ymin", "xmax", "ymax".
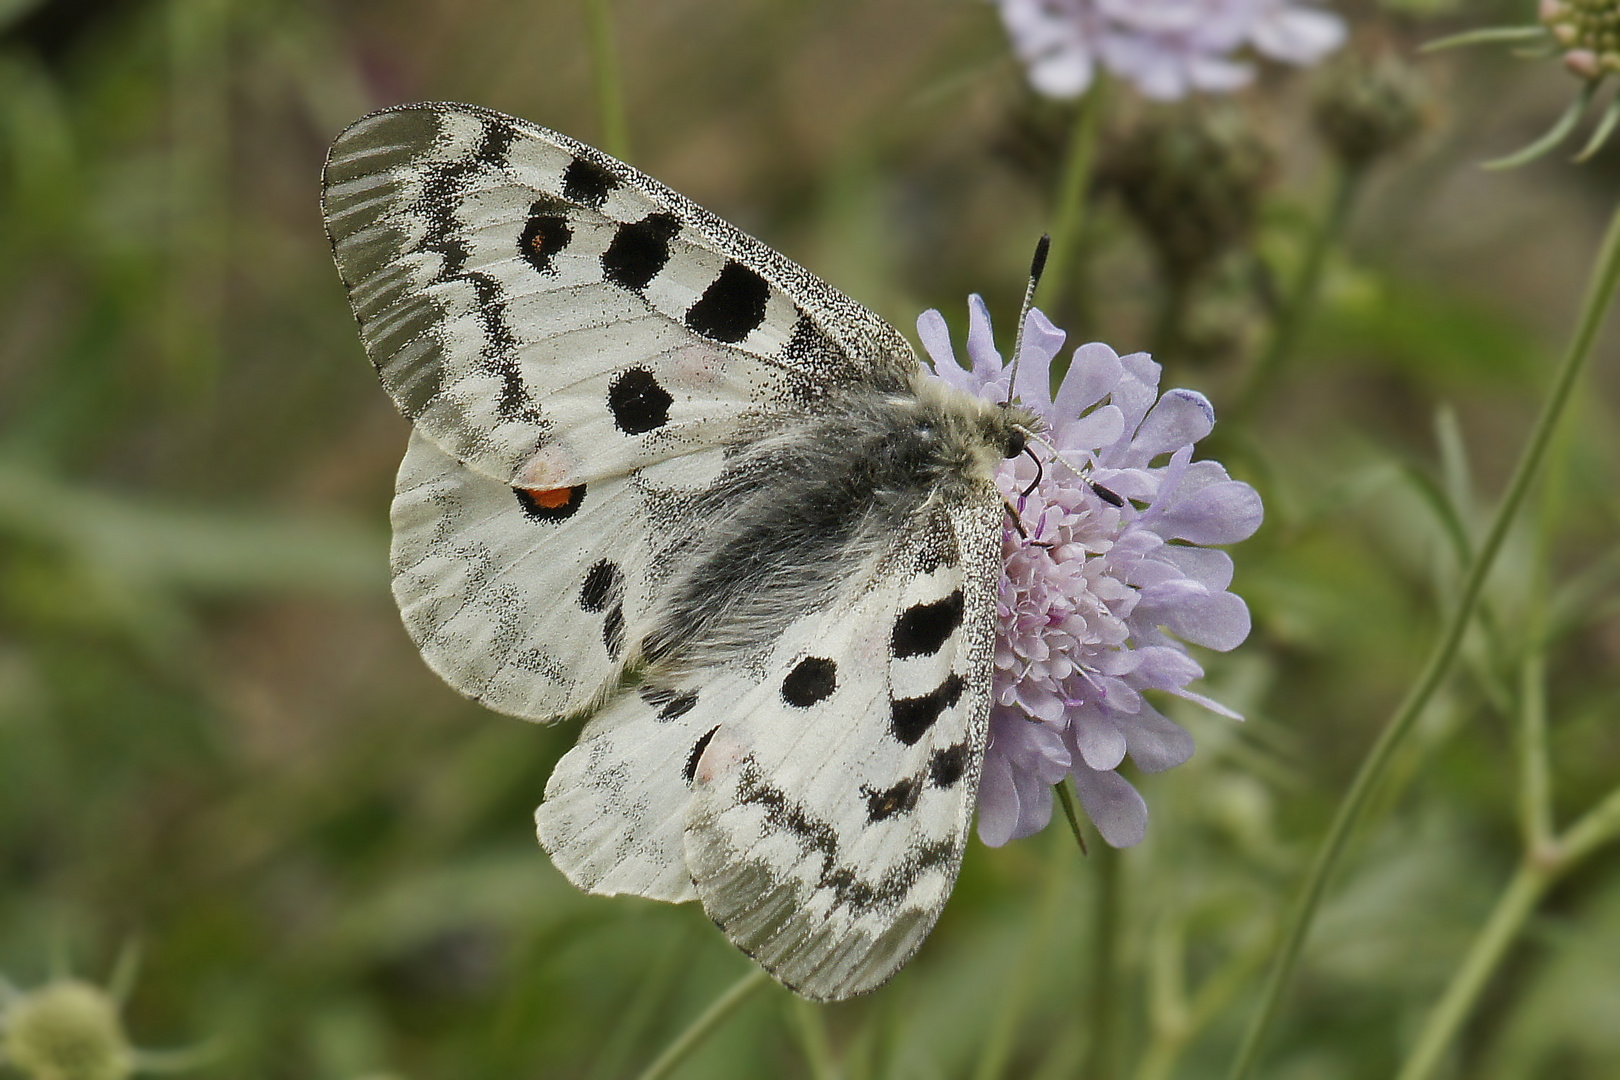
[{"xmin": 2, "ymin": 0, "xmax": 1618, "ymax": 1077}]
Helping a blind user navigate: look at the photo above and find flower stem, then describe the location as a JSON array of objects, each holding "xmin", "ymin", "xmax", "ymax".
[
  {"xmin": 1041, "ymin": 75, "xmax": 1108, "ymax": 320},
  {"xmin": 974, "ymin": 828, "xmax": 1073, "ymax": 1080},
  {"xmin": 1394, "ymin": 780, "xmax": 1620, "ymax": 1080},
  {"xmin": 582, "ymin": 0, "xmax": 632, "ymax": 161},
  {"xmin": 1055, "ymin": 779, "xmax": 1089, "ymax": 855},
  {"xmin": 1083, "ymin": 841, "xmax": 1125, "ymax": 1080},
  {"xmin": 786, "ymin": 997, "xmax": 839, "ymax": 1080},
  {"xmin": 1229, "ymin": 162, "xmax": 1360, "ymax": 429},
  {"xmin": 635, "ymin": 969, "xmax": 769, "ymax": 1080},
  {"xmin": 1517, "ymin": 652, "xmax": 1553, "ymax": 851},
  {"xmin": 1393, "ymin": 859, "xmax": 1552, "ymax": 1080},
  {"xmin": 1225, "ymin": 183, "xmax": 1620, "ymax": 1080}
]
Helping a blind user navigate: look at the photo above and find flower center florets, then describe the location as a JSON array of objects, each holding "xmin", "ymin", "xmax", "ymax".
[
  {"xmin": 991, "ymin": 451, "xmax": 1143, "ymax": 721},
  {"xmin": 1543, "ymin": 0, "xmax": 1620, "ymax": 78}
]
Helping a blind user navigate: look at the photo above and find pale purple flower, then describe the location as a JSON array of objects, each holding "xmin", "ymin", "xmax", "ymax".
[
  {"xmin": 994, "ymin": 0, "xmax": 1346, "ymax": 101},
  {"xmin": 918, "ymin": 296, "xmax": 1262, "ymax": 848}
]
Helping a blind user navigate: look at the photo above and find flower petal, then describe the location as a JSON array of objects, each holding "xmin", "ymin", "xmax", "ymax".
[
  {"xmin": 1251, "ymin": 7, "xmax": 1346, "ymax": 65},
  {"xmin": 1132, "ymin": 388, "xmax": 1215, "ymax": 460},
  {"xmin": 1155, "ymin": 479, "xmax": 1264, "ymax": 544},
  {"xmin": 1124, "ymin": 703, "xmax": 1196, "ymax": 773},
  {"xmin": 917, "ymin": 309, "xmax": 964, "ymax": 383},
  {"xmin": 1072, "ymin": 710, "xmax": 1129, "ymax": 771},
  {"xmin": 1161, "ymin": 545, "xmax": 1234, "ymax": 591},
  {"xmin": 1160, "ymin": 589, "xmax": 1251, "ymax": 651},
  {"xmin": 1072, "ymin": 766, "xmax": 1148, "ymax": 848},
  {"xmin": 976, "ymin": 750, "xmax": 1021, "ymax": 847},
  {"xmin": 1013, "ymin": 309, "xmax": 1068, "ymax": 413},
  {"xmin": 967, "ymin": 293, "xmax": 1003, "ymax": 378},
  {"xmin": 1054, "ymin": 341, "xmax": 1125, "ymax": 417}
]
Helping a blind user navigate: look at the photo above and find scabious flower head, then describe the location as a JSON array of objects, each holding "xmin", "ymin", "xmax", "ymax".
[
  {"xmin": 1541, "ymin": 0, "xmax": 1620, "ymax": 80},
  {"xmin": 1104, "ymin": 104, "xmax": 1273, "ymax": 285},
  {"xmin": 1311, "ymin": 49, "xmax": 1430, "ymax": 171},
  {"xmin": 918, "ymin": 296, "xmax": 1262, "ymax": 848},
  {"xmin": 993, "ymin": 0, "xmax": 1347, "ymax": 101},
  {"xmin": 1, "ymin": 980, "xmax": 134, "ymax": 1080}
]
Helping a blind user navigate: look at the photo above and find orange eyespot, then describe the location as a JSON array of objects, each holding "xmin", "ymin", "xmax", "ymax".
[{"xmin": 527, "ymin": 487, "xmax": 574, "ymax": 509}]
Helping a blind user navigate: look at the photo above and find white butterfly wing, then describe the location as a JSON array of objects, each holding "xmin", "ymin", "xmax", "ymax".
[
  {"xmin": 322, "ymin": 102, "xmax": 914, "ymax": 488},
  {"xmin": 327, "ymin": 103, "xmax": 1012, "ymax": 998},
  {"xmin": 536, "ymin": 495, "xmax": 1002, "ymax": 998}
]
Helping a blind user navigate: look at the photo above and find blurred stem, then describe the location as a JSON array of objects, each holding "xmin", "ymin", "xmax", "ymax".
[
  {"xmin": 1229, "ymin": 162, "xmax": 1361, "ymax": 429},
  {"xmin": 165, "ymin": 0, "xmax": 231, "ymax": 397},
  {"xmin": 1042, "ymin": 75, "xmax": 1107, "ymax": 319},
  {"xmin": 1517, "ymin": 653, "xmax": 1553, "ymax": 851},
  {"xmin": 1395, "ymin": 782, "xmax": 1620, "ymax": 1080},
  {"xmin": 1134, "ymin": 920, "xmax": 1268, "ymax": 1080},
  {"xmin": 582, "ymin": 0, "xmax": 632, "ymax": 161},
  {"xmin": 973, "ymin": 827, "xmax": 1073, "ymax": 1080},
  {"xmin": 1083, "ymin": 842, "xmax": 1123, "ymax": 1080},
  {"xmin": 107, "ymin": 940, "xmax": 142, "ymax": 1008},
  {"xmin": 1226, "ymin": 182, "xmax": 1620, "ymax": 1080},
  {"xmin": 787, "ymin": 997, "xmax": 839, "ymax": 1080},
  {"xmin": 635, "ymin": 969, "xmax": 768, "ymax": 1080}
]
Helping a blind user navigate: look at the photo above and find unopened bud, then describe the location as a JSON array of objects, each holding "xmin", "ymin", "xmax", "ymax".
[
  {"xmin": 1312, "ymin": 50, "xmax": 1431, "ymax": 170},
  {"xmin": 1541, "ymin": 0, "xmax": 1620, "ymax": 81},
  {"xmin": 1101, "ymin": 105, "xmax": 1273, "ymax": 285},
  {"xmin": 1, "ymin": 981, "xmax": 134, "ymax": 1080}
]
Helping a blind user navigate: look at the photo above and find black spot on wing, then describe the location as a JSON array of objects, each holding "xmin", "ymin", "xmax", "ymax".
[
  {"xmin": 578, "ymin": 559, "xmax": 623, "ymax": 612},
  {"xmin": 514, "ymin": 484, "xmax": 585, "ymax": 522},
  {"xmin": 782, "ymin": 657, "xmax": 836, "ymax": 707},
  {"xmin": 685, "ymin": 260, "xmax": 770, "ymax": 343},
  {"xmin": 929, "ymin": 743, "xmax": 967, "ymax": 788},
  {"xmin": 602, "ymin": 212, "xmax": 680, "ymax": 290},
  {"xmin": 472, "ymin": 120, "xmax": 516, "ymax": 166},
  {"xmin": 891, "ymin": 674, "xmax": 964, "ymax": 745},
  {"xmin": 640, "ymin": 686, "xmax": 699, "ymax": 721},
  {"xmin": 603, "ymin": 604, "xmax": 625, "ymax": 659},
  {"xmin": 684, "ymin": 726, "xmax": 721, "ymax": 783},
  {"xmin": 891, "ymin": 590, "xmax": 964, "ymax": 659},
  {"xmin": 607, "ymin": 367, "xmax": 674, "ymax": 434},
  {"xmin": 519, "ymin": 208, "xmax": 571, "ymax": 275},
  {"xmin": 562, "ymin": 156, "xmax": 618, "ymax": 208},
  {"xmin": 863, "ymin": 777, "xmax": 921, "ymax": 823},
  {"xmin": 731, "ymin": 764, "xmax": 959, "ymax": 910}
]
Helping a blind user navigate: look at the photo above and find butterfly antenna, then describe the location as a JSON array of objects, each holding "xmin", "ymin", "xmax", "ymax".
[
  {"xmin": 1004, "ymin": 234, "xmax": 1051, "ymax": 404},
  {"xmin": 1028, "ymin": 430, "xmax": 1092, "ymax": 478}
]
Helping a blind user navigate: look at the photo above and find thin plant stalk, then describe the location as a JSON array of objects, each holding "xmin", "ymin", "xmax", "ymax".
[
  {"xmin": 1229, "ymin": 162, "xmax": 1360, "ymax": 428},
  {"xmin": 973, "ymin": 827, "xmax": 1074, "ymax": 1080},
  {"xmin": 1517, "ymin": 653, "xmax": 1554, "ymax": 852},
  {"xmin": 1041, "ymin": 75, "xmax": 1108, "ymax": 319},
  {"xmin": 582, "ymin": 0, "xmax": 632, "ymax": 161},
  {"xmin": 1083, "ymin": 841, "xmax": 1124, "ymax": 1080},
  {"xmin": 1394, "ymin": 781, "xmax": 1620, "ymax": 1080},
  {"xmin": 1225, "ymin": 187, "xmax": 1620, "ymax": 1080},
  {"xmin": 635, "ymin": 969, "xmax": 769, "ymax": 1080},
  {"xmin": 787, "ymin": 997, "xmax": 840, "ymax": 1080}
]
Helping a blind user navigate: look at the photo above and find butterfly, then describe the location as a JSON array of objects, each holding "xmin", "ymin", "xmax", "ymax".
[{"xmin": 321, "ymin": 102, "xmax": 1039, "ymax": 1000}]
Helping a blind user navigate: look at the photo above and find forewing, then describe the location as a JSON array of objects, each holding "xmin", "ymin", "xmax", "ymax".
[
  {"xmin": 322, "ymin": 102, "xmax": 915, "ymax": 488},
  {"xmin": 683, "ymin": 493, "xmax": 1003, "ymax": 1000}
]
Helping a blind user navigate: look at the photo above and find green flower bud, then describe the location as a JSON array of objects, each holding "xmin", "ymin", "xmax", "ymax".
[
  {"xmin": 1102, "ymin": 105, "xmax": 1274, "ymax": 285},
  {"xmin": 1542, "ymin": 0, "xmax": 1620, "ymax": 80},
  {"xmin": 1312, "ymin": 51, "xmax": 1431, "ymax": 170},
  {"xmin": 1, "ymin": 981, "xmax": 134, "ymax": 1080}
]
